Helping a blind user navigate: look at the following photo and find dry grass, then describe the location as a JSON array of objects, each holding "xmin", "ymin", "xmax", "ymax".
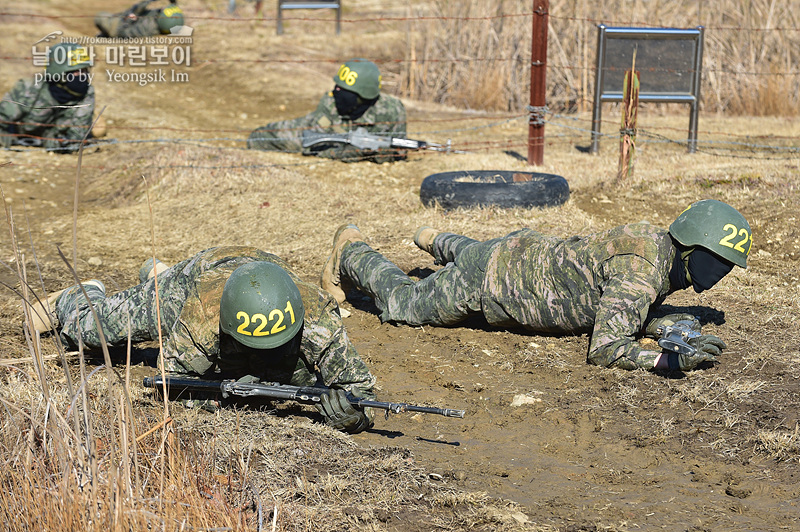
[
  {"xmin": 755, "ymin": 425, "xmax": 800, "ymax": 462},
  {"xmin": 400, "ymin": 0, "xmax": 800, "ymax": 115}
]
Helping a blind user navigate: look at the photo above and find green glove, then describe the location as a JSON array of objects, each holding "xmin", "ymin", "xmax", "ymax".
[
  {"xmin": 666, "ymin": 335, "xmax": 726, "ymax": 371},
  {"xmin": 645, "ymin": 313, "xmax": 700, "ymax": 337},
  {"xmin": 690, "ymin": 334, "xmax": 726, "ymax": 358},
  {"xmin": 315, "ymin": 388, "xmax": 373, "ymax": 434}
]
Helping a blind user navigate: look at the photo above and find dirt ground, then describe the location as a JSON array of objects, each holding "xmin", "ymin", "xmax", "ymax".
[{"xmin": 2, "ymin": 1, "xmax": 800, "ymax": 530}]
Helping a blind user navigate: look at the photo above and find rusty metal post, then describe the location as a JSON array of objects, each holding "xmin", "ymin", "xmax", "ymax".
[{"xmin": 528, "ymin": 0, "xmax": 549, "ymax": 166}]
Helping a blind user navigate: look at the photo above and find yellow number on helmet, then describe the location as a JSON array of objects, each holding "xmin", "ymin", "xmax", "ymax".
[
  {"xmin": 68, "ymin": 47, "xmax": 90, "ymax": 66},
  {"xmin": 163, "ymin": 6, "xmax": 183, "ymax": 16},
  {"xmin": 269, "ymin": 309, "xmax": 287, "ymax": 334},
  {"xmin": 236, "ymin": 311, "xmax": 251, "ymax": 336},
  {"xmin": 719, "ymin": 224, "xmax": 751, "ymax": 255},
  {"xmin": 251, "ymin": 313, "xmax": 269, "ymax": 336},
  {"xmin": 338, "ymin": 65, "xmax": 358, "ymax": 86}
]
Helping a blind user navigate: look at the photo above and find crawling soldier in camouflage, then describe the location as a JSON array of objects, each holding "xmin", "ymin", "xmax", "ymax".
[
  {"xmin": 95, "ymin": 0, "xmax": 185, "ymax": 38},
  {"xmin": 321, "ymin": 200, "xmax": 751, "ymax": 373},
  {"xmin": 247, "ymin": 59, "xmax": 407, "ymax": 163},
  {"xmin": 31, "ymin": 246, "xmax": 376, "ymax": 434},
  {"xmin": 0, "ymin": 43, "xmax": 94, "ymax": 153}
]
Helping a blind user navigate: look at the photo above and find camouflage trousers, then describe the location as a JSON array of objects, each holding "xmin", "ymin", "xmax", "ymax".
[
  {"xmin": 55, "ymin": 265, "xmax": 186, "ymax": 350},
  {"xmin": 340, "ymin": 232, "xmax": 510, "ymax": 326}
]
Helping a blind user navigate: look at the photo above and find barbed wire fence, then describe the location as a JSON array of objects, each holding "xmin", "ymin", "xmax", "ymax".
[{"xmin": 1, "ymin": 3, "xmax": 798, "ymax": 167}]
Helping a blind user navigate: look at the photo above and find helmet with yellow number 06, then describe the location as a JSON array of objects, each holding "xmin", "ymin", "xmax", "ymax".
[
  {"xmin": 219, "ymin": 262, "xmax": 305, "ymax": 349},
  {"xmin": 669, "ymin": 199, "xmax": 752, "ymax": 268},
  {"xmin": 333, "ymin": 58, "xmax": 381, "ymax": 100}
]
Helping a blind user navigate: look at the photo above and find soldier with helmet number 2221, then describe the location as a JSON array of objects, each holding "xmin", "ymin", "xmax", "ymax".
[{"xmin": 29, "ymin": 247, "xmax": 378, "ymax": 434}]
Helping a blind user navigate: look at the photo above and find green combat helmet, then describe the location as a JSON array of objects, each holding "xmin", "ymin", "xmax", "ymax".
[
  {"xmin": 333, "ymin": 58, "xmax": 381, "ymax": 100},
  {"xmin": 157, "ymin": 4, "xmax": 184, "ymax": 34},
  {"xmin": 669, "ymin": 199, "xmax": 752, "ymax": 268},
  {"xmin": 219, "ymin": 262, "xmax": 305, "ymax": 349},
  {"xmin": 46, "ymin": 43, "xmax": 92, "ymax": 76}
]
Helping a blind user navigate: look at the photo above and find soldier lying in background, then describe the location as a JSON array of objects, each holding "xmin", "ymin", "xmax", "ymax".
[
  {"xmin": 95, "ymin": 0, "xmax": 185, "ymax": 38},
  {"xmin": 0, "ymin": 43, "xmax": 96, "ymax": 153},
  {"xmin": 247, "ymin": 59, "xmax": 407, "ymax": 163}
]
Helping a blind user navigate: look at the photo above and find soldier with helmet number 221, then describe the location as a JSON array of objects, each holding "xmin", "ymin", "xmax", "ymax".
[
  {"xmin": 322, "ymin": 200, "xmax": 751, "ymax": 373},
  {"xmin": 29, "ymin": 247, "xmax": 377, "ymax": 434}
]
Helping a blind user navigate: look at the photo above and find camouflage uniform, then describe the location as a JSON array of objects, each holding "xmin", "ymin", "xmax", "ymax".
[
  {"xmin": 340, "ymin": 224, "xmax": 677, "ymax": 371},
  {"xmin": 247, "ymin": 92, "xmax": 407, "ymax": 163},
  {"xmin": 0, "ymin": 78, "xmax": 94, "ymax": 152},
  {"xmin": 55, "ymin": 246, "xmax": 376, "ymax": 399},
  {"xmin": 95, "ymin": 1, "xmax": 171, "ymax": 38}
]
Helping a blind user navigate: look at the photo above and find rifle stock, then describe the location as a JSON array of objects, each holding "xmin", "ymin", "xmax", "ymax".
[{"xmin": 143, "ymin": 375, "xmax": 465, "ymax": 418}]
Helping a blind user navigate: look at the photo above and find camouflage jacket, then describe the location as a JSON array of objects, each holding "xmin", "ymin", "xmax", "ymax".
[
  {"xmin": 158, "ymin": 247, "xmax": 376, "ymax": 398},
  {"xmin": 481, "ymin": 224, "xmax": 676, "ymax": 370},
  {"xmin": 248, "ymin": 91, "xmax": 407, "ymax": 163},
  {"xmin": 0, "ymin": 77, "xmax": 94, "ymax": 152}
]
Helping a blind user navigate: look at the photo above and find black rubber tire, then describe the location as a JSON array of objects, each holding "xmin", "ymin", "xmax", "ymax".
[{"xmin": 419, "ymin": 170, "xmax": 569, "ymax": 210}]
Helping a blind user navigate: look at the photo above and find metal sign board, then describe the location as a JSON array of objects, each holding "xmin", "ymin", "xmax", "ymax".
[{"xmin": 590, "ymin": 25, "xmax": 705, "ymax": 153}]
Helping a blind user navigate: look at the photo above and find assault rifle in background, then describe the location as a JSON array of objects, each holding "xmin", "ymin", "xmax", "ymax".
[
  {"xmin": 143, "ymin": 375, "xmax": 466, "ymax": 418},
  {"xmin": 655, "ymin": 319, "xmax": 702, "ymax": 356},
  {"xmin": 301, "ymin": 126, "xmax": 463, "ymax": 154}
]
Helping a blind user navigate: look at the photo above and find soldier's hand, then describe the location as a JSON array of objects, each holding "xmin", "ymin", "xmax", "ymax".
[
  {"xmin": 645, "ymin": 313, "xmax": 700, "ymax": 337},
  {"xmin": 316, "ymin": 388, "xmax": 373, "ymax": 434},
  {"xmin": 666, "ymin": 335, "xmax": 726, "ymax": 371},
  {"xmin": 668, "ymin": 350, "xmax": 718, "ymax": 371},
  {"xmin": 689, "ymin": 334, "xmax": 726, "ymax": 358}
]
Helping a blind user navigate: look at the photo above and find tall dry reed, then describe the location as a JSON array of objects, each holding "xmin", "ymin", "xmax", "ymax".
[{"xmin": 400, "ymin": 0, "xmax": 800, "ymax": 116}]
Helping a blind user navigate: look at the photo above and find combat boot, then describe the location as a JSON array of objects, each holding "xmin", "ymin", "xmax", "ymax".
[
  {"xmin": 139, "ymin": 258, "xmax": 169, "ymax": 283},
  {"xmin": 28, "ymin": 280, "xmax": 105, "ymax": 334},
  {"xmin": 413, "ymin": 226, "xmax": 440, "ymax": 255},
  {"xmin": 320, "ymin": 224, "xmax": 364, "ymax": 304}
]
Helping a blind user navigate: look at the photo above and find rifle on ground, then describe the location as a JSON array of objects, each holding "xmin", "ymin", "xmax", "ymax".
[
  {"xmin": 655, "ymin": 319, "xmax": 701, "ymax": 356},
  {"xmin": 13, "ymin": 137, "xmax": 43, "ymax": 147},
  {"xmin": 143, "ymin": 375, "xmax": 466, "ymax": 418},
  {"xmin": 301, "ymin": 126, "xmax": 463, "ymax": 154}
]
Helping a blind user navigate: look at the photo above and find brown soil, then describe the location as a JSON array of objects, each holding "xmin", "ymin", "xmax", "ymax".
[{"xmin": 2, "ymin": 1, "xmax": 800, "ymax": 530}]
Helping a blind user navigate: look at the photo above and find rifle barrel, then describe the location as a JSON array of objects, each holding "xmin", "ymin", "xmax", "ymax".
[{"xmin": 357, "ymin": 399, "xmax": 465, "ymax": 418}]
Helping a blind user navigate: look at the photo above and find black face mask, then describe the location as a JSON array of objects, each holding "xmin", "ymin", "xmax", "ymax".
[
  {"xmin": 48, "ymin": 71, "xmax": 90, "ymax": 104},
  {"xmin": 687, "ymin": 247, "xmax": 734, "ymax": 293},
  {"xmin": 332, "ymin": 85, "xmax": 375, "ymax": 120},
  {"xmin": 220, "ymin": 327, "xmax": 304, "ymax": 380},
  {"xmin": 669, "ymin": 239, "xmax": 734, "ymax": 293}
]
